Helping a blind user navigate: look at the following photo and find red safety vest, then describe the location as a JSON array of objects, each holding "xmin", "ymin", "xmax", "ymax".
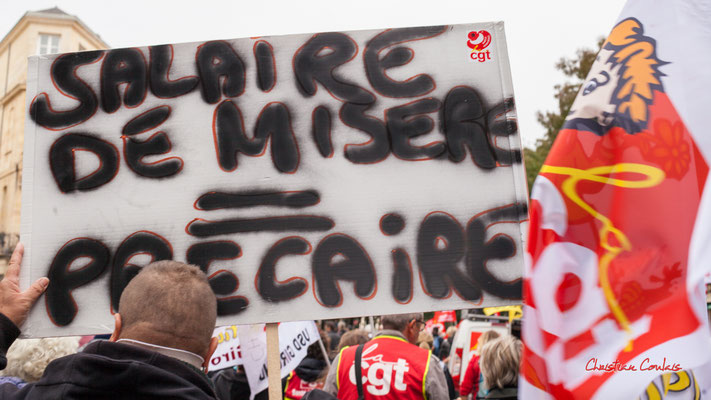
[
  {"xmin": 336, "ymin": 335, "xmax": 432, "ymax": 399},
  {"xmin": 284, "ymin": 371, "xmax": 324, "ymax": 400}
]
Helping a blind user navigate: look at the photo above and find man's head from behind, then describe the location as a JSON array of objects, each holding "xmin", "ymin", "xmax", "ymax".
[
  {"xmin": 381, "ymin": 312, "xmax": 424, "ymax": 344},
  {"xmin": 111, "ymin": 261, "xmax": 217, "ymax": 358}
]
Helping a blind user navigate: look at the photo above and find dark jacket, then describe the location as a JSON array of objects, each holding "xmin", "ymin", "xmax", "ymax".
[
  {"xmin": 294, "ymin": 358, "xmax": 327, "ymax": 382},
  {"xmin": 484, "ymin": 386, "xmax": 517, "ymax": 400},
  {"xmin": 210, "ymin": 367, "xmax": 268, "ymax": 400},
  {"xmin": 438, "ymin": 338, "xmax": 451, "ymax": 360},
  {"xmin": 0, "ymin": 314, "xmax": 217, "ymax": 399}
]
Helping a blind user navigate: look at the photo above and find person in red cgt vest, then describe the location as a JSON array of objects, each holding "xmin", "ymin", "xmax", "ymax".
[{"xmin": 323, "ymin": 313, "xmax": 449, "ymax": 399}]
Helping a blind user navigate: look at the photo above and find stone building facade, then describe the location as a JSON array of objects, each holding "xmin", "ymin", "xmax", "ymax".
[{"xmin": 0, "ymin": 8, "xmax": 107, "ymax": 271}]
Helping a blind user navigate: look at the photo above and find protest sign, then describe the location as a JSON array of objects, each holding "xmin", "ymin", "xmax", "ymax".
[
  {"xmin": 208, "ymin": 321, "xmax": 320, "ymax": 373},
  {"xmin": 210, "ymin": 325, "xmax": 242, "ymax": 371},
  {"xmin": 239, "ymin": 321, "xmax": 319, "ymax": 398},
  {"xmin": 20, "ymin": 22, "xmax": 528, "ymax": 336}
]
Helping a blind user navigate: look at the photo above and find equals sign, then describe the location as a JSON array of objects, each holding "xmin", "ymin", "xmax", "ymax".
[{"xmin": 186, "ymin": 190, "xmax": 334, "ymax": 237}]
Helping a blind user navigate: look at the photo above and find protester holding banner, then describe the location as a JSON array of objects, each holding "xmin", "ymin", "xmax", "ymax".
[
  {"xmin": 323, "ymin": 312, "xmax": 449, "ymax": 399},
  {"xmin": 0, "ymin": 245, "xmax": 220, "ymax": 399}
]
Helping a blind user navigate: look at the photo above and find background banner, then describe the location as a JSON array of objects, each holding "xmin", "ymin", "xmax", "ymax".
[
  {"xmin": 239, "ymin": 321, "xmax": 320, "ymax": 399},
  {"xmin": 210, "ymin": 325, "xmax": 242, "ymax": 371}
]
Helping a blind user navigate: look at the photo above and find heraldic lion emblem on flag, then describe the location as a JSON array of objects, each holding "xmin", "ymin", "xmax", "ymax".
[{"xmin": 564, "ymin": 18, "xmax": 666, "ymax": 136}]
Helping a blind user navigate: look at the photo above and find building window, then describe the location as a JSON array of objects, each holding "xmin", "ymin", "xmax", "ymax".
[{"xmin": 38, "ymin": 34, "xmax": 60, "ymax": 55}]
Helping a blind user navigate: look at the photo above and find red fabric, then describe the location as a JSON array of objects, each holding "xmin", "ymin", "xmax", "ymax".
[
  {"xmin": 524, "ymin": 93, "xmax": 709, "ymax": 399},
  {"xmin": 458, "ymin": 355, "xmax": 480, "ymax": 397},
  {"xmin": 434, "ymin": 311, "xmax": 457, "ymax": 324},
  {"xmin": 337, "ymin": 336, "xmax": 430, "ymax": 399},
  {"xmin": 284, "ymin": 371, "xmax": 323, "ymax": 400}
]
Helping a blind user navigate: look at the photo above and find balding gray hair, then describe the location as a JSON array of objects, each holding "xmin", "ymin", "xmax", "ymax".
[{"xmin": 380, "ymin": 312, "xmax": 424, "ymax": 332}]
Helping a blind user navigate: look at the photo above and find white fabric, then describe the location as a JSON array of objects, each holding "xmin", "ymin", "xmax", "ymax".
[{"xmin": 117, "ymin": 338, "xmax": 205, "ymax": 369}]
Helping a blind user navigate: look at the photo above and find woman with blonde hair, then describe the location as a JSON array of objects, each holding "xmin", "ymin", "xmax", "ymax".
[
  {"xmin": 478, "ymin": 336, "xmax": 521, "ymax": 400},
  {"xmin": 459, "ymin": 330, "xmax": 500, "ymax": 399}
]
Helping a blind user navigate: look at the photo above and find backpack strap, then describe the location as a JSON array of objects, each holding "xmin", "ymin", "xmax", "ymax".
[{"xmin": 355, "ymin": 343, "xmax": 365, "ymax": 400}]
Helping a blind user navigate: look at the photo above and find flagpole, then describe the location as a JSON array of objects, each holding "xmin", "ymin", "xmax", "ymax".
[
  {"xmin": 317, "ymin": 333, "xmax": 331, "ymax": 367},
  {"xmin": 266, "ymin": 323, "xmax": 281, "ymax": 400}
]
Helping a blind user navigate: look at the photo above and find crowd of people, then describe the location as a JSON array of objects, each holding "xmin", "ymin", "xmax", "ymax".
[{"xmin": 0, "ymin": 244, "xmax": 521, "ymax": 399}]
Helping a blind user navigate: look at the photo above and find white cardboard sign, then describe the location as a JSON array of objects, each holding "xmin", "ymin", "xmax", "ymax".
[
  {"xmin": 239, "ymin": 321, "xmax": 320, "ymax": 398},
  {"xmin": 21, "ymin": 22, "xmax": 528, "ymax": 336},
  {"xmin": 209, "ymin": 320, "xmax": 319, "ymax": 374},
  {"xmin": 210, "ymin": 325, "xmax": 242, "ymax": 371}
]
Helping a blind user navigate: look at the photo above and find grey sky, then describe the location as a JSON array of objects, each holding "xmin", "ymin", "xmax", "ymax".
[{"xmin": 1, "ymin": 0, "xmax": 626, "ymax": 147}]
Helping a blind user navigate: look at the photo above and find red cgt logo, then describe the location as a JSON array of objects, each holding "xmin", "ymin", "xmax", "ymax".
[
  {"xmin": 467, "ymin": 30, "xmax": 492, "ymax": 62},
  {"xmin": 467, "ymin": 30, "xmax": 491, "ymax": 51}
]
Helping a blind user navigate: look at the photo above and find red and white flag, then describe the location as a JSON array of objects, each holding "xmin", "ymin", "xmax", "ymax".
[
  {"xmin": 434, "ymin": 310, "xmax": 458, "ymax": 324},
  {"xmin": 521, "ymin": 1, "xmax": 711, "ymax": 398},
  {"xmin": 425, "ymin": 311, "xmax": 457, "ymax": 336}
]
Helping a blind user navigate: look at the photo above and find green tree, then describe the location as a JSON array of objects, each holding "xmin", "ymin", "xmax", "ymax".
[{"xmin": 524, "ymin": 39, "xmax": 604, "ymax": 191}]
